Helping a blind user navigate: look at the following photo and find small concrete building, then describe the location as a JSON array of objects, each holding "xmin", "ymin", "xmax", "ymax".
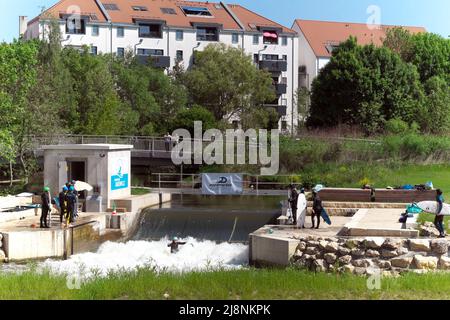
[{"xmin": 42, "ymin": 144, "xmax": 133, "ymax": 210}]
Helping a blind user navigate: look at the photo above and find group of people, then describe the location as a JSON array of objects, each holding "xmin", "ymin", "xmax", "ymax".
[
  {"xmin": 288, "ymin": 185, "xmax": 324, "ymax": 229},
  {"xmin": 39, "ymin": 181, "xmax": 79, "ymax": 229}
]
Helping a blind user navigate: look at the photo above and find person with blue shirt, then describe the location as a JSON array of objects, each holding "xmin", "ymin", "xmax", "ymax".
[{"xmin": 435, "ymin": 189, "xmax": 446, "ymax": 238}]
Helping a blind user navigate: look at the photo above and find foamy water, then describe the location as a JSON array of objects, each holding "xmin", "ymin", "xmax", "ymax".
[{"xmin": 40, "ymin": 238, "xmax": 248, "ymax": 279}]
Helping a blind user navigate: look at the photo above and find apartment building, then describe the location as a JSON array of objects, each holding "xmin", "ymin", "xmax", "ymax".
[
  {"xmin": 22, "ymin": 0, "xmax": 299, "ymax": 133},
  {"xmin": 292, "ymin": 19, "xmax": 426, "ymax": 90}
]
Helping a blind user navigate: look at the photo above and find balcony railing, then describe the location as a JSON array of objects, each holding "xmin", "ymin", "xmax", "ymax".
[
  {"xmin": 264, "ymin": 104, "xmax": 287, "ymax": 116},
  {"xmin": 275, "ymin": 83, "xmax": 287, "ymax": 95},
  {"xmin": 137, "ymin": 55, "xmax": 171, "ymax": 68},
  {"xmin": 259, "ymin": 60, "xmax": 287, "ymax": 73}
]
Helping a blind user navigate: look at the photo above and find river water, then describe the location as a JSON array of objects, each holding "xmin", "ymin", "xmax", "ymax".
[{"xmin": 4, "ymin": 195, "xmax": 283, "ymax": 277}]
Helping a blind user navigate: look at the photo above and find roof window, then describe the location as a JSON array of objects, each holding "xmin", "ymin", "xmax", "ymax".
[
  {"xmin": 132, "ymin": 6, "xmax": 148, "ymax": 11},
  {"xmin": 161, "ymin": 7, "xmax": 177, "ymax": 15},
  {"xmin": 103, "ymin": 3, "xmax": 119, "ymax": 11},
  {"xmin": 181, "ymin": 6, "xmax": 212, "ymax": 17}
]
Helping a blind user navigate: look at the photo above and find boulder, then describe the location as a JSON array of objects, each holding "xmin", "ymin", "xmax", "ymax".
[
  {"xmin": 324, "ymin": 253, "xmax": 337, "ymax": 265},
  {"xmin": 351, "ymin": 248, "xmax": 365, "ymax": 257},
  {"xmin": 366, "ymin": 249, "xmax": 380, "ymax": 258},
  {"xmin": 338, "ymin": 247, "xmax": 351, "ymax": 256},
  {"xmin": 419, "ymin": 222, "xmax": 440, "ymax": 238},
  {"xmin": 318, "ymin": 240, "xmax": 328, "ymax": 250},
  {"xmin": 414, "ymin": 255, "xmax": 438, "ymax": 270},
  {"xmin": 364, "ymin": 237, "xmax": 385, "ymax": 249},
  {"xmin": 297, "ymin": 242, "xmax": 307, "ymax": 251},
  {"xmin": 313, "ymin": 259, "xmax": 327, "ymax": 272},
  {"xmin": 305, "ymin": 247, "xmax": 319, "ymax": 255},
  {"xmin": 294, "ymin": 250, "xmax": 303, "ymax": 259},
  {"xmin": 325, "ymin": 242, "xmax": 339, "ymax": 253},
  {"xmin": 439, "ymin": 256, "xmax": 450, "ymax": 270},
  {"xmin": 0, "ymin": 250, "xmax": 5, "ymax": 262},
  {"xmin": 383, "ymin": 238, "xmax": 404, "ymax": 251},
  {"xmin": 0, "ymin": 233, "xmax": 3, "ymax": 241},
  {"xmin": 381, "ymin": 249, "xmax": 398, "ymax": 259},
  {"xmin": 397, "ymin": 247, "xmax": 409, "ymax": 256},
  {"xmin": 306, "ymin": 235, "xmax": 319, "ymax": 241},
  {"xmin": 352, "ymin": 259, "xmax": 371, "ymax": 268},
  {"xmin": 409, "ymin": 239, "xmax": 431, "ymax": 252},
  {"xmin": 353, "ymin": 267, "xmax": 367, "ymax": 276},
  {"xmin": 338, "ymin": 255, "xmax": 352, "ymax": 265},
  {"xmin": 341, "ymin": 264, "xmax": 355, "ymax": 274},
  {"xmin": 376, "ymin": 260, "xmax": 392, "ymax": 269},
  {"xmin": 391, "ymin": 255, "xmax": 414, "ymax": 268},
  {"xmin": 345, "ymin": 239, "xmax": 360, "ymax": 249},
  {"xmin": 307, "ymin": 241, "xmax": 320, "ymax": 248},
  {"xmin": 431, "ymin": 239, "xmax": 449, "ymax": 255}
]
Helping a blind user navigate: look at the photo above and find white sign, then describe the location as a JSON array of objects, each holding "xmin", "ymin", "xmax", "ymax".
[{"xmin": 201, "ymin": 173, "xmax": 243, "ymax": 195}]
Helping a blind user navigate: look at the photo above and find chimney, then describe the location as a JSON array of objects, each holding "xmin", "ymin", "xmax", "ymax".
[{"xmin": 19, "ymin": 16, "xmax": 28, "ymax": 37}]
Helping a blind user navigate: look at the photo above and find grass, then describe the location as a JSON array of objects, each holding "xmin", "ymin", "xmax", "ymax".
[
  {"xmin": 131, "ymin": 187, "xmax": 152, "ymax": 196},
  {"xmin": 2, "ymin": 268, "xmax": 450, "ymax": 300}
]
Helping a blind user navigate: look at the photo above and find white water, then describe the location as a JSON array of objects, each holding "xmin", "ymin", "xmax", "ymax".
[{"xmin": 40, "ymin": 238, "xmax": 248, "ymax": 279}]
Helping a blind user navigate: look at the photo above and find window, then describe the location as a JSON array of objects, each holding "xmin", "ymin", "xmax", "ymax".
[
  {"xmin": 66, "ymin": 18, "xmax": 86, "ymax": 35},
  {"xmin": 90, "ymin": 46, "xmax": 97, "ymax": 55},
  {"xmin": 161, "ymin": 7, "xmax": 177, "ymax": 15},
  {"xmin": 253, "ymin": 34, "xmax": 259, "ymax": 45},
  {"xmin": 263, "ymin": 54, "xmax": 279, "ymax": 61},
  {"xmin": 196, "ymin": 27, "xmax": 218, "ymax": 41},
  {"xmin": 139, "ymin": 24, "xmax": 162, "ymax": 38},
  {"xmin": 137, "ymin": 49, "xmax": 164, "ymax": 56},
  {"xmin": 263, "ymin": 30, "xmax": 278, "ymax": 45},
  {"xmin": 282, "ymin": 36, "xmax": 287, "ymax": 46},
  {"xmin": 181, "ymin": 6, "xmax": 212, "ymax": 16},
  {"xmin": 91, "ymin": 25, "xmax": 99, "ymax": 36},
  {"xmin": 117, "ymin": 26, "xmax": 124, "ymax": 37},
  {"xmin": 232, "ymin": 33, "xmax": 239, "ymax": 44},
  {"xmin": 253, "ymin": 54, "xmax": 259, "ymax": 64},
  {"xmin": 282, "ymin": 55, "xmax": 287, "ymax": 61},
  {"xmin": 176, "ymin": 50, "xmax": 183, "ymax": 61},
  {"xmin": 176, "ymin": 30, "xmax": 183, "ymax": 41},
  {"xmin": 117, "ymin": 47, "xmax": 125, "ymax": 58},
  {"xmin": 281, "ymin": 121, "xmax": 288, "ymax": 131},
  {"xmin": 132, "ymin": 6, "xmax": 148, "ymax": 11},
  {"xmin": 325, "ymin": 44, "xmax": 339, "ymax": 54},
  {"xmin": 103, "ymin": 3, "xmax": 119, "ymax": 11}
]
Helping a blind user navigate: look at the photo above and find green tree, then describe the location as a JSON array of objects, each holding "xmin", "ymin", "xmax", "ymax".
[
  {"xmin": 419, "ymin": 76, "xmax": 450, "ymax": 133},
  {"xmin": 168, "ymin": 105, "xmax": 217, "ymax": 135},
  {"xmin": 183, "ymin": 44, "xmax": 276, "ymax": 125},
  {"xmin": 383, "ymin": 27, "xmax": 414, "ymax": 61}
]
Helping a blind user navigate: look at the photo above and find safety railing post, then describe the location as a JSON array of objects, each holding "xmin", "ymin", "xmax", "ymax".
[
  {"xmin": 256, "ymin": 176, "xmax": 259, "ymax": 196},
  {"xmin": 158, "ymin": 173, "xmax": 161, "ymax": 191}
]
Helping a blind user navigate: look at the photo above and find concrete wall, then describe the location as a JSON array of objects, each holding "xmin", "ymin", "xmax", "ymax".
[{"xmin": 250, "ymin": 233, "xmax": 298, "ymax": 267}]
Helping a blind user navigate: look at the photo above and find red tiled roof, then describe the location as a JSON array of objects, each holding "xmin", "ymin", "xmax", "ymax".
[
  {"xmin": 294, "ymin": 19, "xmax": 426, "ymax": 57},
  {"xmin": 33, "ymin": 0, "xmax": 295, "ymax": 34}
]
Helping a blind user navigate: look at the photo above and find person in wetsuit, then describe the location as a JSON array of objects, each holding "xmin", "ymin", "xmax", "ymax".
[
  {"xmin": 435, "ymin": 189, "xmax": 446, "ymax": 238},
  {"xmin": 59, "ymin": 186, "xmax": 68, "ymax": 224},
  {"xmin": 40, "ymin": 187, "xmax": 51, "ymax": 228},
  {"xmin": 311, "ymin": 190, "xmax": 323, "ymax": 229},
  {"xmin": 288, "ymin": 185, "xmax": 299, "ymax": 226},
  {"xmin": 168, "ymin": 237, "xmax": 186, "ymax": 254},
  {"xmin": 66, "ymin": 186, "xmax": 77, "ymax": 225}
]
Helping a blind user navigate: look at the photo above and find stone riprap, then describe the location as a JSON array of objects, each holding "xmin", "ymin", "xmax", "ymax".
[{"xmin": 291, "ymin": 236, "xmax": 450, "ymax": 275}]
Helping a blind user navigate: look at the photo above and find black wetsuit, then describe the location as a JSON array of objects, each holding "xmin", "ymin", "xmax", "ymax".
[
  {"xmin": 59, "ymin": 191, "xmax": 68, "ymax": 223},
  {"xmin": 168, "ymin": 241, "xmax": 186, "ymax": 253},
  {"xmin": 435, "ymin": 194, "xmax": 445, "ymax": 237},
  {"xmin": 289, "ymin": 189, "xmax": 299, "ymax": 225},
  {"xmin": 312, "ymin": 194, "xmax": 323, "ymax": 229},
  {"xmin": 40, "ymin": 192, "xmax": 51, "ymax": 228},
  {"xmin": 66, "ymin": 192, "xmax": 77, "ymax": 223}
]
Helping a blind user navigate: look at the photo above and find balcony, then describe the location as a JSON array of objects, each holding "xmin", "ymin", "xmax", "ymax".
[
  {"xmin": 264, "ymin": 104, "xmax": 287, "ymax": 117},
  {"xmin": 275, "ymin": 83, "xmax": 287, "ymax": 95},
  {"xmin": 259, "ymin": 60, "xmax": 287, "ymax": 73},
  {"xmin": 137, "ymin": 55, "xmax": 171, "ymax": 68}
]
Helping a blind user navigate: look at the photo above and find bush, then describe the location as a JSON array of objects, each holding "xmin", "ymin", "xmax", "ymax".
[{"xmin": 385, "ymin": 118, "xmax": 410, "ymax": 135}]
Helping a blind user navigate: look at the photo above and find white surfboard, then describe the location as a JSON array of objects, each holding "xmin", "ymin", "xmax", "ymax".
[
  {"xmin": 297, "ymin": 193, "xmax": 307, "ymax": 227},
  {"xmin": 416, "ymin": 201, "xmax": 450, "ymax": 216}
]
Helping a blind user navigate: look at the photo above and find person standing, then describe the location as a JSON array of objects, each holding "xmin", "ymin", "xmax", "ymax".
[
  {"xmin": 66, "ymin": 186, "xmax": 77, "ymax": 225},
  {"xmin": 58, "ymin": 186, "xmax": 68, "ymax": 224},
  {"xmin": 297, "ymin": 188, "xmax": 307, "ymax": 229},
  {"xmin": 311, "ymin": 190, "xmax": 323, "ymax": 229},
  {"xmin": 288, "ymin": 185, "xmax": 299, "ymax": 226},
  {"xmin": 164, "ymin": 133, "xmax": 172, "ymax": 152},
  {"xmin": 40, "ymin": 187, "xmax": 51, "ymax": 228},
  {"xmin": 435, "ymin": 189, "xmax": 446, "ymax": 238}
]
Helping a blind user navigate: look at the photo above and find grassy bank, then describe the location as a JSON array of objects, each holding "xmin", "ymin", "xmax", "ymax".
[{"xmin": 2, "ymin": 268, "xmax": 450, "ymax": 300}]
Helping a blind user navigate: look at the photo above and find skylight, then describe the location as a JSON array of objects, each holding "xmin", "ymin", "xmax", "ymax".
[
  {"xmin": 103, "ymin": 3, "xmax": 119, "ymax": 11},
  {"xmin": 161, "ymin": 7, "xmax": 176, "ymax": 15},
  {"xmin": 132, "ymin": 6, "xmax": 148, "ymax": 11},
  {"xmin": 181, "ymin": 6, "xmax": 212, "ymax": 17}
]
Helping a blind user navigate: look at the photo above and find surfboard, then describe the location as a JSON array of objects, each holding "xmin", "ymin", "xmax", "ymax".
[
  {"xmin": 297, "ymin": 193, "xmax": 307, "ymax": 228},
  {"xmin": 321, "ymin": 208, "xmax": 332, "ymax": 225},
  {"xmin": 416, "ymin": 201, "xmax": 450, "ymax": 216}
]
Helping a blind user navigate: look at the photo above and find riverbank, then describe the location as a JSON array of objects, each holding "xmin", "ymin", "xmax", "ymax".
[{"xmin": 2, "ymin": 268, "xmax": 450, "ymax": 300}]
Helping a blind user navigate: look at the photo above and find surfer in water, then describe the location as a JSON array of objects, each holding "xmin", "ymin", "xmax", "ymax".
[
  {"xmin": 435, "ymin": 189, "xmax": 446, "ymax": 238},
  {"xmin": 288, "ymin": 185, "xmax": 299, "ymax": 226},
  {"xmin": 168, "ymin": 237, "xmax": 187, "ymax": 254}
]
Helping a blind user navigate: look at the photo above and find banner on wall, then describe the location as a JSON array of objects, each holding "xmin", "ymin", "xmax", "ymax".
[
  {"xmin": 110, "ymin": 157, "xmax": 129, "ymax": 191},
  {"xmin": 201, "ymin": 173, "xmax": 243, "ymax": 195}
]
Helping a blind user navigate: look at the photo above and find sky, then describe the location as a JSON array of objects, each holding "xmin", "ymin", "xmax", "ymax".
[{"xmin": 1, "ymin": 0, "xmax": 449, "ymax": 42}]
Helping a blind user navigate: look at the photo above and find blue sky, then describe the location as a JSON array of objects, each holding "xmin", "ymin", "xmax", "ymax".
[{"xmin": 1, "ymin": 0, "xmax": 449, "ymax": 42}]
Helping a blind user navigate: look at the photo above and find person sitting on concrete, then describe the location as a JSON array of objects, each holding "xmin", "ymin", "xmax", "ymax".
[
  {"xmin": 288, "ymin": 184, "xmax": 299, "ymax": 226},
  {"xmin": 168, "ymin": 237, "xmax": 186, "ymax": 254},
  {"xmin": 435, "ymin": 189, "xmax": 446, "ymax": 238},
  {"xmin": 40, "ymin": 187, "xmax": 51, "ymax": 229},
  {"xmin": 59, "ymin": 186, "xmax": 69, "ymax": 224},
  {"xmin": 311, "ymin": 190, "xmax": 323, "ymax": 229}
]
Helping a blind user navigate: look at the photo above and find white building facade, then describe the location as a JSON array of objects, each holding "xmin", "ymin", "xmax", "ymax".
[{"xmin": 23, "ymin": 0, "xmax": 299, "ymax": 133}]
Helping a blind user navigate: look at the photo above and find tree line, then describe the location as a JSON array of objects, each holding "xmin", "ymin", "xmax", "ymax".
[{"xmin": 307, "ymin": 28, "xmax": 450, "ymax": 135}]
